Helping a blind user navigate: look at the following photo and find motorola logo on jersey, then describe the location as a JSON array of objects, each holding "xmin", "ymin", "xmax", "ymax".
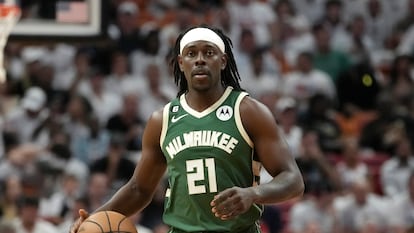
[{"xmin": 216, "ymin": 106, "xmax": 233, "ymax": 121}]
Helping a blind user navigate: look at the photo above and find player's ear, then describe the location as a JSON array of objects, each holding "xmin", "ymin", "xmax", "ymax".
[
  {"xmin": 178, "ymin": 54, "xmax": 184, "ymax": 71},
  {"xmin": 221, "ymin": 54, "xmax": 227, "ymax": 70}
]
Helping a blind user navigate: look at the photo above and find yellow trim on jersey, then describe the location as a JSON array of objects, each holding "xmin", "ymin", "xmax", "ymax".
[
  {"xmin": 235, "ymin": 92, "xmax": 253, "ymax": 147},
  {"xmin": 160, "ymin": 102, "xmax": 171, "ymax": 146}
]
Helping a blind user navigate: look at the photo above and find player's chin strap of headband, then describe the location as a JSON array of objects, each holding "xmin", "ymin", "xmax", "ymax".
[{"xmin": 179, "ymin": 28, "xmax": 225, "ymax": 54}]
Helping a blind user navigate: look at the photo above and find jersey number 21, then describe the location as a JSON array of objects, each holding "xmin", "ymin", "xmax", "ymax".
[{"xmin": 186, "ymin": 158, "xmax": 218, "ymax": 194}]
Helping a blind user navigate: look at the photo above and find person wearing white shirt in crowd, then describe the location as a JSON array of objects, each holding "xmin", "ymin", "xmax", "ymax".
[
  {"xmin": 77, "ymin": 69, "xmax": 122, "ymax": 127},
  {"xmin": 290, "ymin": 0, "xmax": 325, "ymax": 25},
  {"xmin": 288, "ymin": 186, "xmax": 337, "ymax": 233},
  {"xmin": 261, "ymin": 97, "xmax": 303, "ymax": 184},
  {"xmin": 4, "ymin": 87, "xmax": 49, "ymax": 146},
  {"xmin": 226, "ymin": 0, "xmax": 275, "ymax": 47},
  {"xmin": 336, "ymin": 136, "xmax": 369, "ymax": 190},
  {"xmin": 105, "ymin": 51, "xmax": 147, "ymax": 97},
  {"xmin": 335, "ymin": 178, "xmax": 390, "ymax": 233},
  {"xmin": 284, "ymin": 16, "xmax": 315, "ymax": 67},
  {"xmin": 130, "ymin": 28, "xmax": 165, "ymax": 78},
  {"xmin": 363, "ymin": 0, "xmax": 392, "ymax": 50},
  {"xmin": 138, "ymin": 64, "xmax": 175, "ymax": 122},
  {"xmin": 388, "ymin": 171, "xmax": 414, "ymax": 233},
  {"xmin": 39, "ymin": 172, "xmax": 82, "ymax": 226},
  {"xmin": 274, "ymin": 97, "xmax": 303, "ymax": 159},
  {"xmin": 12, "ymin": 196, "xmax": 57, "ymax": 233},
  {"xmin": 380, "ymin": 135, "xmax": 414, "ymax": 199},
  {"xmin": 282, "ymin": 51, "xmax": 336, "ymax": 113},
  {"xmin": 242, "ymin": 48, "xmax": 281, "ymax": 100}
]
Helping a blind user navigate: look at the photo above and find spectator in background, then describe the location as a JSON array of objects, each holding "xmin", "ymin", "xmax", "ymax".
[
  {"xmin": 77, "ymin": 69, "xmax": 122, "ymax": 127},
  {"xmin": 210, "ymin": 6, "xmax": 238, "ymax": 46},
  {"xmin": 282, "ymin": 51, "xmax": 336, "ymax": 114},
  {"xmin": 296, "ymin": 130, "xmax": 341, "ymax": 195},
  {"xmin": 335, "ymin": 60, "xmax": 381, "ymax": 112},
  {"xmin": 261, "ymin": 96, "xmax": 303, "ymax": 184},
  {"xmin": 335, "ymin": 137, "xmax": 369, "ymax": 190},
  {"xmin": 85, "ymin": 173, "xmax": 110, "ymax": 212},
  {"xmin": 242, "ymin": 48, "xmax": 281, "ymax": 100},
  {"xmin": 380, "ymin": 134, "xmax": 414, "ymax": 199},
  {"xmin": 12, "ymin": 195, "xmax": 57, "ymax": 233},
  {"xmin": 61, "ymin": 95, "xmax": 92, "ymax": 161},
  {"xmin": 107, "ymin": 1, "xmax": 143, "ymax": 56},
  {"xmin": 385, "ymin": 54, "xmax": 414, "ymax": 105},
  {"xmin": 318, "ymin": 0, "xmax": 349, "ymax": 47},
  {"xmin": 311, "ymin": 22, "xmax": 351, "ymax": 83},
  {"xmin": 138, "ymin": 64, "xmax": 175, "ymax": 122},
  {"xmin": 34, "ymin": 142, "xmax": 88, "ymax": 211},
  {"xmin": 288, "ymin": 185, "xmax": 337, "ymax": 233},
  {"xmin": 270, "ymin": 0, "xmax": 299, "ymax": 46},
  {"xmin": 72, "ymin": 115, "xmax": 111, "ymax": 165},
  {"xmin": 0, "ymin": 143, "xmax": 44, "ymax": 183},
  {"xmin": 388, "ymin": 171, "xmax": 414, "ymax": 233},
  {"xmin": 340, "ymin": 15, "xmax": 376, "ymax": 65},
  {"xmin": 233, "ymin": 28, "xmax": 257, "ymax": 80},
  {"xmin": 359, "ymin": 92, "xmax": 414, "ymax": 154},
  {"xmin": 104, "ymin": 51, "xmax": 146, "ymax": 98},
  {"xmin": 274, "ymin": 97, "xmax": 302, "ymax": 159},
  {"xmin": 299, "ymin": 94, "xmax": 342, "ymax": 153},
  {"xmin": 290, "ymin": 0, "xmax": 324, "ymax": 25},
  {"xmin": 3, "ymin": 87, "xmax": 49, "ymax": 146},
  {"xmin": 363, "ymin": 0, "xmax": 391, "ymax": 49},
  {"xmin": 68, "ymin": 48, "xmax": 94, "ymax": 96},
  {"xmin": 89, "ymin": 134, "xmax": 135, "ymax": 196},
  {"xmin": 39, "ymin": 172, "xmax": 82, "ymax": 226},
  {"xmin": 106, "ymin": 93, "xmax": 145, "ymax": 152},
  {"xmin": 130, "ymin": 28, "xmax": 164, "ymax": 78},
  {"xmin": 335, "ymin": 178, "xmax": 390, "ymax": 233},
  {"xmin": 283, "ymin": 16, "xmax": 314, "ymax": 67},
  {"xmin": 393, "ymin": 0, "xmax": 414, "ymax": 33},
  {"xmin": 226, "ymin": 0, "xmax": 275, "ymax": 47},
  {"xmin": 56, "ymin": 196, "xmax": 89, "ymax": 233}
]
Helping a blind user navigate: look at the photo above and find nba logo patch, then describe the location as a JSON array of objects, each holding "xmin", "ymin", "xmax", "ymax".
[{"xmin": 216, "ymin": 106, "xmax": 233, "ymax": 121}]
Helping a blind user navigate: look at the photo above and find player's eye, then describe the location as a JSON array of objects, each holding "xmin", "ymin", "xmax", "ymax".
[
  {"xmin": 186, "ymin": 50, "xmax": 195, "ymax": 57},
  {"xmin": 206, "ymin": 50, "xmax": 214, "ymax": 56}
]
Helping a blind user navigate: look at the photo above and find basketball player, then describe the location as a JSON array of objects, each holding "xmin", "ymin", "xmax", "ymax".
[{"xmin": 71, "ymin": 25, "xmax": 304, "ymax": 233}]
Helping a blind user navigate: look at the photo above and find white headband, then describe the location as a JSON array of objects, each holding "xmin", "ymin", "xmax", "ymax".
[{"xmin": 179, "ymin": 28, "xmax": 225, "ymax": 54}]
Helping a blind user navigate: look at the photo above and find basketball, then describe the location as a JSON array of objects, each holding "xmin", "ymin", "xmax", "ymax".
[{"xmin": 78, "ymin": 211, "xmax": 138, "ymax": 233}]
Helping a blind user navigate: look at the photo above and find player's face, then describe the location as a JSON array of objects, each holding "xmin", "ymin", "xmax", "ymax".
[{"xmin": 178, "ymin": 41, "xmax": 227, "ymax": 92}]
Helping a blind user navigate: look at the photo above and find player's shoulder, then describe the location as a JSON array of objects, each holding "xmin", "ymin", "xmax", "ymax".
[
  {"xmin": 239, "ymin": 95, "xmax": 276, "ymax": 126},
  {"xmin": 146, "ymin": 107, "xmax": 165, "ymax": 128},
  {"xmin": 239, "ymin": 95, "xmax": 270, "ymax": 113}
]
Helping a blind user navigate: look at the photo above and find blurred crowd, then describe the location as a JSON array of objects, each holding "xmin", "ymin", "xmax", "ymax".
[{"xmin": 0, "ymin": 0, "xmax": 414, "ymax": 233}]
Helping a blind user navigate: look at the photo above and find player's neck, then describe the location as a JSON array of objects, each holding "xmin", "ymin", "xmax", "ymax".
[{"xmin": 185, "ymin": 86, "xmax": 227, "ymax": 112}]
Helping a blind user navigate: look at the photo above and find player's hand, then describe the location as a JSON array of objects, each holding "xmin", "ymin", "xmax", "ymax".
[
  {"xmin": 69, "ymin": 209, "xmax": 89, "ymax": 233},
  {"xmin": 210, "ymin": 187, "xmax": 255, "ymax": 220}
]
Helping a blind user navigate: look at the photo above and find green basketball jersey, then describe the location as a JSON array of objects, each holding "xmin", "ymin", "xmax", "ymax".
[{"xmin": 160, "ymin": 87, "xmax": 263, "ymax": 232}]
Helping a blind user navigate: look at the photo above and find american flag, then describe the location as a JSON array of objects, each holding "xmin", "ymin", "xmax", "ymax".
[{"xmin": 56, "ymin": 1, "xmax": 89, "ymax": 23}]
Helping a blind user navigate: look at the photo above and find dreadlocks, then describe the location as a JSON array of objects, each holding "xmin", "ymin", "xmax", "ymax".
[{"xmin": 170, "ymin": 25, "xmax": 244, "ymax": 97}]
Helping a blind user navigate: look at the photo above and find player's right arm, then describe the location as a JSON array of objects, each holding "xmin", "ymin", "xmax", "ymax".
[{"xmin": 70, "ymin": 109, "xmax": 167, "ymax": 233}]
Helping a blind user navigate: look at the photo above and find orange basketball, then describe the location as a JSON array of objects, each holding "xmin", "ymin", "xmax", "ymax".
[{"xmin": 78, "ymin": 211, "xmax": 138, "ymax": 233}]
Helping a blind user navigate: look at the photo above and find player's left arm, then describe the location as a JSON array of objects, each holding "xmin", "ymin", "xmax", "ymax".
[{"xmin": 211, "ymin": 96, "xmax": 304, "ymax": 220}]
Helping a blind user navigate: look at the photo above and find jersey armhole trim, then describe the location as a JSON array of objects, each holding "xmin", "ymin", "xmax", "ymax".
[
  {"xmin": 235, "ymin": 92, "xmax": 254, "ymax": 148},
  {"xmin": 160, "ymin": 103, "xmax": 171, "ymax": 146}
]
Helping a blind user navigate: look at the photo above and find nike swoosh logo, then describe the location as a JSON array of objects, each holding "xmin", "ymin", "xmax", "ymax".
[{"xmin": 171, "ymin": 114, "xmax": 188, "ymax": 123}]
